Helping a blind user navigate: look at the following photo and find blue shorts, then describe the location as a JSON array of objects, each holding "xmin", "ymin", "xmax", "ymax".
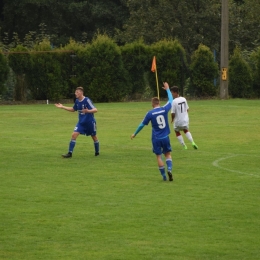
[
  {"xmin": 152, "ymin": 136, "xmax": 172, "ymax": 155},
  {"xmin": 74, "ymin": 121, "xmax": 97, "ymax": 136}
]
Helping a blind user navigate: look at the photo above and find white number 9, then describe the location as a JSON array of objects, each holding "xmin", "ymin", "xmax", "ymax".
[{"xmin": 156, "ymin": 115, "xmax": 166, "ymax": 129}]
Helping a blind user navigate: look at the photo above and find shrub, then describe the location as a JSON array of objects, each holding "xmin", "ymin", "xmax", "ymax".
[
  {"xmin": 8, "ymin": 45, "xmax": 31, "ymax": 100},
  {"xmin": 149, "ymin": 39, "xmax": 187, "ymax": 98},
  {"xmin": 27, "ymin": 40, "xmax": 69, "ymax": 100},
  {"xmin": 229, "ymin": 47, "xmax": 253, "ymax": 98},
  {"xmin": 0, "ymin": 52, "xmax": 9, "ymax": 95},
  {"xmin": 190, "ymin": 44, "xmax": 218, "ymax": 97},
  {"xmin": 250, "ymin": 47, "xmax": 260, "ymax": 97},
  {"xmin": 77, "ymin": 34, "xmax": 130, "ymax": 102},
  {"xmin": 120, "ymin": 40, "xmax": 150, "ymax": 98}
]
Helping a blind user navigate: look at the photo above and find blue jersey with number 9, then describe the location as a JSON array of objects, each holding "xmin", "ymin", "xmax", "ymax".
[{"xmin": 142, "ymin": 102, "xmax": 171, "ymax": 140}]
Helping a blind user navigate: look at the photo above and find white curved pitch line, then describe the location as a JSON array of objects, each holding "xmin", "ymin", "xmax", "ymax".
[{"xmin": 212, "ymin": 154, "xmax": 260, "ymax": 178}]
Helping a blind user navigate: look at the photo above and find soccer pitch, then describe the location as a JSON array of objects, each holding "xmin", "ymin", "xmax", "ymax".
[{"xmin": 1, "ymin": 99, "xmax": 260, "ymax": 259}]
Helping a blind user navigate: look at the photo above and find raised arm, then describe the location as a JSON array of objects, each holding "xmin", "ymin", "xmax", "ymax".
[{"xmin": 162, "ymin": 82, "xmax": 174, "ymax": 103}]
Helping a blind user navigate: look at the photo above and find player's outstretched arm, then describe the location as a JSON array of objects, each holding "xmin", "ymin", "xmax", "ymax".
[
  {"xmin": 55, "ymin": 103, "xmax": 63, "ymax": 108},
  {"xmin": 55, "ymin": 103, "xmax": 75, "ymax": 112},
  {"xmin": 131, "ymin": 123, "xmax": 145, "ymax": 139}
]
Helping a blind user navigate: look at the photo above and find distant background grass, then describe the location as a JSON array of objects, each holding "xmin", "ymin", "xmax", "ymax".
[{"xmin": 0, "ymin": 99, "xmax": 260, "ymax": 260}]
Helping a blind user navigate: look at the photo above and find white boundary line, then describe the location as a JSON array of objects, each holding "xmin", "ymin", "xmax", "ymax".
[{"xmin": 212, "ymin": 154, "xmax": 260, "ymax": 178}]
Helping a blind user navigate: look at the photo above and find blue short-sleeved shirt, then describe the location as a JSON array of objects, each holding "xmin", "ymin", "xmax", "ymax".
[
  {"xmin": 73, "ymin": 97, "xmax": 96, "ymax": 125},
  {"xmin": 73, "ymin": 97, "xmax": 97, "ymax": 136}
]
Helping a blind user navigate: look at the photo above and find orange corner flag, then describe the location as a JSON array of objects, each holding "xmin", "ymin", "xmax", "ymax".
[
  {"xmin": 151, "ymin": 56, "xmax": 156, "ymax": 72},
  {"xmin": 151, "ymin": 56, "xmax": 159, "ymax": 98}
]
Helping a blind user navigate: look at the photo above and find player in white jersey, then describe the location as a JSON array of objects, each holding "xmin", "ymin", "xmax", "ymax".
[{"xmin": 170, "ymin": 86, "xmax": 198, "ymax": 150}]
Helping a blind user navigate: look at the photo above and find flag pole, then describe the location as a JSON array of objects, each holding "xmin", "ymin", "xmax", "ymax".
[{"xmin": 155, "ymin": 68, "xmax": 159, "ymax": 99}]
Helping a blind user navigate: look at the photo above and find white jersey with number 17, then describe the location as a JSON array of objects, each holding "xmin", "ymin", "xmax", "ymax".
[{"xmin": 171, "ymin": 97, "xmax": 189, "ymax": 127}]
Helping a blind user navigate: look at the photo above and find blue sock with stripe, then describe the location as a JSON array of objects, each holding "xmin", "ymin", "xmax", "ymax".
[
  {"xmin": 159, "ymin": 166, "xmax": 166, "ymax": 181},
  {"xmin": 69, "ymin": 139, "xmax": 76, "ymax": 153},
  {"xmin": 94, "ymin": 140, "xmax": 99, "ymax": 154},
  {"xmin": 166, "ymin": 158, "xmax": 173, "ymax": 172}
]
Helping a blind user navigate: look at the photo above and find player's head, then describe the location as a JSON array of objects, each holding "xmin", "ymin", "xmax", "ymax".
[
  {"xmin": 170, "ymin": 86, "xmax": 179, "ymax": 98},
  {"xmin": 75, "ymin": 86, "xmax": 84, "ymax": 98},
  {"xmin": 151, "ymin": 97, "xmax": 160, "ymax": 108}
]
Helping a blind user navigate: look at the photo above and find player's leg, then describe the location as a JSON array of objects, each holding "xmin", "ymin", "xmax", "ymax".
[
  {"xmin": 62, "ymin": 130, "xmax": 80, "ymax": 158},
  {"xmin": 153, "ymin": 139, "xmax": 167, "ymax": 181},
  {"xmin": 85, "ymin": 121, "xmax": 100, "ymax": 156},
  {"xmin": 165, "ymin": 152, "xmax": 173, "ymax": 181},
  {"xmin": 92, "ymin": 121, "xmax": 99, "ymax": 156},
  {"xmin": 91, "ymin": 135, "xmax": 99, "ymax": 156},
  {"xmin": 183, "ymin": 129, "xmax": 198, "ymax": 149},
  {"xmin": 156, "ymin": 154, "xmax": 167, "ymax": 181},
  {"xmin": 162, "ymin": 137, "xmax": 173, "ymax": 181},
  {"xmin": 175, "ymin": 127, "xmax": 187, "ymax": 150}
]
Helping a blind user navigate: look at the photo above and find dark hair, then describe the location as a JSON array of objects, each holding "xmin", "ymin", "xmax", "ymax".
[
  {"xmin": 170, "ymin": 86, "xmax": 179, "ymax": 93},
  {"xmin": 76, "ymin": 86, "xmax": 84, "ymax": 92}
]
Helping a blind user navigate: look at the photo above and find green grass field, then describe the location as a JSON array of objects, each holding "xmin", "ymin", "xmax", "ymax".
[{"xmin": 0, "ymin": 99, "xmax": 260, "ymax": 260}]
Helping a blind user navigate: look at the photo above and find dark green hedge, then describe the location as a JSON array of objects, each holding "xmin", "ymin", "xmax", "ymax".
[
  {"xmin": 0, "ymin": 52, "xmax": 9, "ymax": 95},
  {"xmin": 250, "ymin": 47, "xmax": 260, "ymax": 97},
  {"xmin": 120, "ymin": 40, "xmax": 150, "ymax": 98},
  {"xmin": 76, "ymin": 35, "xmax": 131, "ymax": 102},
  {"xmin": 4, "ymin": 35, "xmax": 260, "ymax": 102}
]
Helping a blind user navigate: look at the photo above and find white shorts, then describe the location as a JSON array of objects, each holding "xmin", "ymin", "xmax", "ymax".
[{"xmin": 174, "ymin": 125, "xmax": 189, "ymax": 132}]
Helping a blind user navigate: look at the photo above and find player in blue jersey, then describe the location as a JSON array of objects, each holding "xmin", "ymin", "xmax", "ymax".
[
  {"xmin": 55, "ymin": 86, "xmax": 99, "ymax": 158},
  {"xmin": 131, "ymin": 82, "xmax": 174, "ymax": 181}
]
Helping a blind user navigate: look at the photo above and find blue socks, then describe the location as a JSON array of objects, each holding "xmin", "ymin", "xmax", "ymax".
[
  {"xmin": 69, "ymin": 139, "xmax": 76, "ymax": 153},
  {"xmin": 68, "ymin": 139, "xmax": 100, "ymax": 155},
  {"xmin": 94, "ymin": 140, "xmax": 99, "ymax": 154},
  {"xmin": 159, "ymin": 159, "xmax": 173, "ymax": 181},
  {"xmin": 166, "ymin": 158, "xmax": 173, "ymax": 172},
  {"xmin": 68, "ymin": 139, "xmax": 99, "ymax": 155},
  {"xmin": 159, "ymin": 166, "xmax": 167, "ymax": 181}
]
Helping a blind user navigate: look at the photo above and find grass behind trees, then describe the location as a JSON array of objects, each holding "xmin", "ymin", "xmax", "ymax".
[{"xmin": 0, "ymin": 99, "xmax": 260, "ymax": 260}]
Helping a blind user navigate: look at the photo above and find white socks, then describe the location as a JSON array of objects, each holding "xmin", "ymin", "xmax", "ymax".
[
  {"xmin": 177, "ymin": 131, "xmax": 194, "ymax": 146},
  {"xmin": 177, "ymin": 135, "xmax": 185, "ymax": 146},
  {"xmin": 185, "ymin": 131, "xmax": 193, "ymax": 142}
]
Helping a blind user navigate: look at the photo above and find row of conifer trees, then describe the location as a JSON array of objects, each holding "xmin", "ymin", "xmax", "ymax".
[{"xmin": 0, "ymin": 34, "xmax": 260, "ymax": 102}]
